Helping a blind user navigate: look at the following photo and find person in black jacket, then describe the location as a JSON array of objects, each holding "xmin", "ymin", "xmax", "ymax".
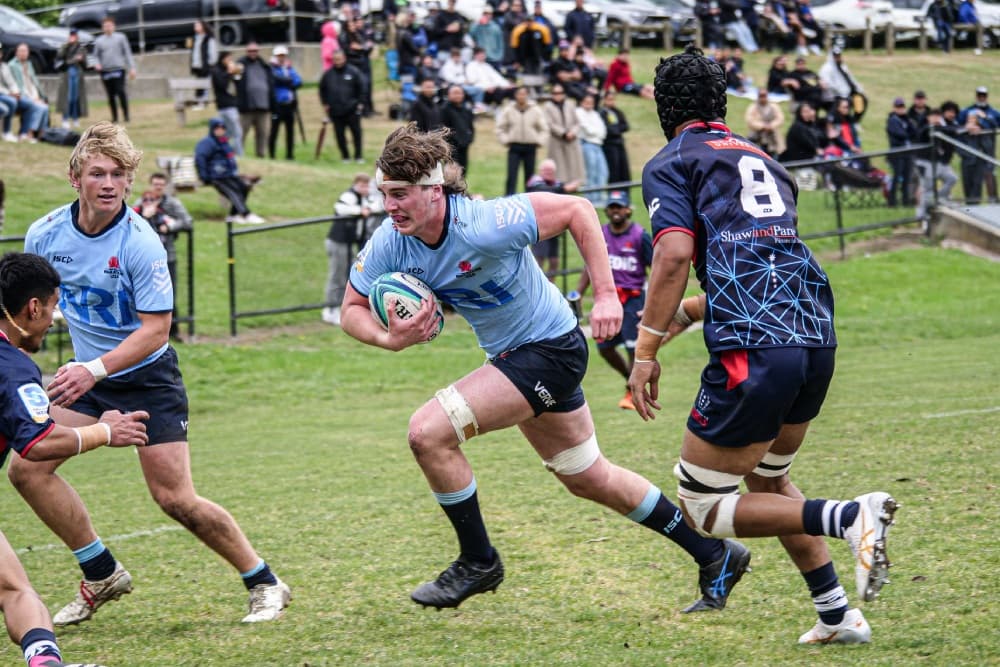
[
  {"xmin": 885, "ymin": 97, "xmax": 917, "ymax": 207},
  {"xmin": 563, "ymin": 0, "xmax": 595, "ymax": 48},
  {"xmin": 319, "ymin": 50, "xmax": 365, "ymax": 163},
  {"xmin": 440, "ymin": 85, "xmax": 475, "ymax": 175},
  {"xmin": 914, "ymin": 104, "xmax": 960, "ymax": 219},
  {"xmin": 599, "ymin": 91, "xmax": 630, "ymax": 184},
  {"xmin": 780, "ymin": 101, "xmax": 827, "ymax": 163},
  {"xmin": 927, "ymin": 0, "xmax": 956, "ymax": 52},
  {"xmin": 409, "ymin": 78, "xmax": 444, "ymax": 131},
  {"xmin": 211, "ymin": 51, "xmax": 244, "ymax": 155}
]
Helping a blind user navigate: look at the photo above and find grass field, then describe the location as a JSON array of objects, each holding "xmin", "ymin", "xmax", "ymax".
[{"xmin": 0, "ymin": 47, "xmax": 999, "ymax": 666}]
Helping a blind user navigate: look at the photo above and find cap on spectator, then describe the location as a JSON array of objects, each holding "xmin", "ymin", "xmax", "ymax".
[
  {"xmin": 831, "ymin": 46, "xmax": 843, "ymax": 55},
  {"xmin": 914, "ymin": 90, "xmax": 926, "ymax": 98},
  {"xmin": 976, "ymin": 86, "xmax": 988, "ymax": 95},
  {"xmin": 273, "ymin": 45, "xmax": 288, "ymax": 56},
  {"xmin": 606, "ymin": 190, "xmax": 630, "ymax": 207},
  {"xmin": 69, "ymin": 28, "xmax": 79, "ymax": 35},
  {"xmin": 558, "ymin": 39, "xmax": 570, "ymax": 49},
  {"xmin": 893, "ymin": 97, "xmax": 906, "ymax": 107}
]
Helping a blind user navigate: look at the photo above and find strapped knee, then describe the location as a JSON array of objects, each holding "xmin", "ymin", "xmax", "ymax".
[
  {"xmin": 753, "ymin": 450, "xmax": 797, "ymax": 478},
  {"xmin": 674, "ymin": 459, "xmax": 742, "ymax": 538},
  {"xmin": 435, "ymin": 384, "xmax": 479, "ymax": 443},
  {"xmin": 542, "ymin": 433, "xmax": 601, "ymax": 476}
]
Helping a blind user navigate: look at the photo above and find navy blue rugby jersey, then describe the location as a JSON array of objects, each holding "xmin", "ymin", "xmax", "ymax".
[
  {"xmin": 0, "ymin": 331, "xmax": 55, "ymax": 468},
  {"xmin": 642, "ymin": 121, "xmax": 836, "ymax": 352}
]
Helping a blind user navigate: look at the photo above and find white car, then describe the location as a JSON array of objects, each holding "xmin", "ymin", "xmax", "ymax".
[
  {"xmin": 809, "ymin": 0, "xmax": 895, "ymax": 31},
  {"xmin": 887, "ymin": 0, "xmax": 1000, "ymax": 44}
]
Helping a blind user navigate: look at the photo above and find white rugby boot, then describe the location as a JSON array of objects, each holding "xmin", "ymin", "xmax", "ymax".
[
  {"xmin": 53, "ymin": 562, "xmax": 132, "ymax": 626},
  {"xmin": 798, "ymin": 608, "xmax": 871, "ymax": 644},
  {"xmin": 242, "ymin": 577, "xmax": 291, "ymax": 622},
  {"xmin": 844, "ymin": 492, "xmax": 899, "ymax": 601}
]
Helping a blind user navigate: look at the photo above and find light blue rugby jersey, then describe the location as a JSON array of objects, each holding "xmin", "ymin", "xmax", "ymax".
[
  {"xmin": 25, "ymin": 202, "xmax": 172, "ymax": 375},
  {"xmin": 349, "ymin": 194, "xmax": 577, "ymax": 358}
]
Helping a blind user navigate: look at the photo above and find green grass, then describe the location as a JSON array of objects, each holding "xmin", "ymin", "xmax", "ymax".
[{"xmin": 1, "ymin": 50, "xmax": 999, "ymax": 665}]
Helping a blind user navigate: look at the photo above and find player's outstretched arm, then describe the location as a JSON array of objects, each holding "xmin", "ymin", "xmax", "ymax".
[
  {"xmin": 24, "ymin": 410, "xmax": 149, "ymax": 461},
  {"xmin": 340, "ymin": 283, "xmax": 438, "ymax": 351}
]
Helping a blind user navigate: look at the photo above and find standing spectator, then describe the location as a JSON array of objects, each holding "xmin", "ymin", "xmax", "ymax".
[
  {"xmin": 694, "ymin": 0, "xmax": 726, "ymax": 50},
  {"xmin": 599, "ymin": 91, "xmax": 630, "ymax": 184},
  {"xmin": 527, "ymin": 158, "xmax": 581, "ymax": 279},
  {"xmin": 56, "ymin": 29, "xmax": 88, "ymax": 129},
  {"xmin": 496, "ymin": 85, "xmax": 548, "ymax": 194},
  {"xmin": 564, "ymin": 0, "xmax": 596, "ymax": 48},
  {"xmin": 914, "ymin": 106, "xmax": 960, "ymax": 220},
  {"xmin": 531, "ymin": 0, "xmax": 558, "ymax": 61},
  {"xmin": 959, "ymin": 86, "xmax": 999, "ymax": 201},
  {"xmin": 433, "ymin": 0, "xmax": 468, "ymax": 58},
  {"xmin": 396, "ymin": 10, "xmax": 424, "ymax": 78},
  {"xmin": 543, "ymin": 85, "xmax": 585, "ymax": 187},
  {"xmin": 319, "ymin": 50, "xmax": 365, "ymax": 163},
  {"xmin": 745, "ymin": 88, "xmax": 786, "ymax": 158},
  {"xmin": 132, "ymin": 173, "xmax": 193, "ymax": 341},
  {"xmin": 510, "ymin": 13, "xmax": 552, "ymax": 76},
  {"xmin": 236, "ymin": 42, "xmax": 274, "ymax": 158},
  {"xmin": 93, "ymin": 16, "xmax": 135, "ymax": 124},
  {"xmin": 818, "ymin": 47, "xmax": 864, "ymax": 114},
  {"xmin": 465, "ymin": 47, "xmax": 516, "ymax": 107},
  {"xmin": 780, "ymin": 101, "xmax": 827, "ymax": 162},
  {"xmin": 324, "ymin": 173, "xmax": 384, "ymax": 326},
  {"xmin": 210, "ymin": 51, "xmax": 243, "ymax": 156},
  {"xmin": 604, "ymin": 49, "xmax": 654, "ymax": 99},
  {"xmin": 907, "ymin": 90, "xmax": 930, "ymax": 136},
  {"xmin": 576, "ymin": 93, "xmax": 608, "ymax": 207},
  {"xmin": 320, "ymin": 20, "xmax": 340, "ymax": 71},
  {"xmin": 189, "ymin": 20, "xmax": 217, "ymax": 108},
  {"xmin": 268, "ymin": 45, "xmax": 301, "ymax": 161},
  {"xmin": 469, "ymin": 6, "xmax": 504, "ymax": 67},
  {"xmin": 574, "ymin": 190, "xmax": 652, "ymax": 410},
  {"xmin": 501, "ymin": 0, "xmax": 528, "ymax": 65},
  {"xmin": 0, "ymin": 252, "xmax": 149, "ymax": 667},
  {"xmin": 7, "ymin": 44, "xmax": 49, "ymax": 143},
  {"xmin": 409, "ymin": 78, "xmax": 444, "ymax": 131},
  {"xmin": 959, "ymin": 110, "xmax": 992, "ymax": 204},
  {"xmin": 195, "ymin": 118, "xmax": 265, "ymax": 224},
  {"xmin": 886, "ymin": 97, "xmax": 917, "ymax": 207},
  {"xmin": 341, "ymin": 16, "xmax": 376, "ymax": 116},
  {"xmin": 441, "ymin": 85, "xmax": 475, "ymax": 175},
  {"xmin": 927, "ymin": 0, "xmax": 956, "ymax": 52}
]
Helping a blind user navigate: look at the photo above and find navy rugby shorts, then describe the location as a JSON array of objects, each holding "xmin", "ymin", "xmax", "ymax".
[
  {"xmin": 687, "ymin": 346, "xmax": 836, "ymax": 448},
  {"xmin": 71, "ymin": 346, "xmax": 190, "ymax": 445},
  {"xmin": 490, "ymin": 327, "xmax": 588, "ymax": 416}
]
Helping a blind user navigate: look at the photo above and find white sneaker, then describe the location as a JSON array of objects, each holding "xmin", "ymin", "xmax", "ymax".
[
  {"xmin": 2, "ymin": 132, "xmax": 16, "ymax": 142},
  {"xmin": 62, "ymin": 120, "xmax": 71, "ymax": 129},
  {"xmin": 225, "ymin": 214, "xmax": 246, "ymax": 224},
  {"xmin": 844, "ymin": 492, "xmax": 899, "ymax": 602},
  {"xmin": 242, "ymin": 578, "xmax": 291, "ymax": 622},
  {"xmin": 53, "ymin": 562, "xmax": 132, "ymax": 626},
  {"xmin": 808, "ymin": 44, "xmax": 823, "ymax": 55},
  {"xmin": 798, "ymin": 608, "xmax": 871, "ymax": 644},
  {"xmin": 321, "ymin": 306, "xmax": 341, "ymax": 326},
  {"xmin": 242, "ymin": 212, "xmax": 266, "ymax": 224},
  {"xmin": 73, "ymin": 119, "xmax": 81, "ymax": 129}
]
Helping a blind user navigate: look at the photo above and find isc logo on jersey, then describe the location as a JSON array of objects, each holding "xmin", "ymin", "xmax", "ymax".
[{"xmin": 17, "ymin": 383, "xmax": 50, "ymax": 423}]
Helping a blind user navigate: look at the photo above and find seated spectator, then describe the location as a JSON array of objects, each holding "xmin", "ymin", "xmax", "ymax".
[
  {"xmin": 465, "ymin": 47, "xmax": 516, "ymax": 106},
  {"xmin": 785, "ymin": 56, "xmax": 825, "ymax": 111},
  {"xmin": 526, "ymin": 158, "xmax": 580, "ymax": 278},
  {"xmin": 760, "ymin": 0, "xmax": 801, "ymax": 53},
  {"xmin": 957, "ymin": 0, "xmax": 978, "ymax": 26},
  {"xmin": 194, "ymin": 118, "xmax": 265, "ymax": 224},
  {"xmin": 819, "ymin": 46, "xmax": 865, "ymax": 114},
  {"xmin": 6, "ymin": 42, "xmax": 49, "ymax": 142},
  {"xmin": 694, "ymin": 0, "xmax": 726, "ymax": 50},
  {"xmin": 765, "ymin": 54, "xmax": 793, "ymax": 99},
  {"xmin": 720, "ymin": 0, "xmax": 759, "ymax": 52},
  {"xmin": 603, "ymin": 49, "xmax": 653, "ymax": 100},
  {"xmin": 549, "ymin": 40, "xmax": 591, "ymax": 100},
  {"xmin": 571, "ymin": 42, "xmax": 605, "ymax": 93},
  {"xmin": 745, "ymin": 88, "xmax": 786, "ymax": 157},
  {"xmin": 416, "ymin": 53, "xmax": 442, "ymax": 87},
  {"xmin": 723, "ymin": 47, "xmax": 751, "ymax": 94},
  {"xmin": 796, "ymin": 0, "xmax": 825, "ymax": 54},
  {"xmin": 780, "ymin": 101, "xmax": 827, "ymax": 162},
  {"xmin": 439, "ymin": 47, "xmax": 487, "ymax": 111},
  {"xmin": 826, "ymin": 96, "xmax": 862, "ymax": 155},
  {"xmin": 0, "ymin": 46, "xmax": 21, "ymax": 142}
]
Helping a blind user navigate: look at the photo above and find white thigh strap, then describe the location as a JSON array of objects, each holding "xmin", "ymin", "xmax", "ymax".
[
  {"xmin": 435, "ymin": 384, "xmax": 480, "ymax": 443},
  {"xmin": 753, "ymin": 451, "xmax": 797, "ymax": 478},
  {"xmin": 542, "ymin": 433, "xmax": 601, "ymax": 476}
]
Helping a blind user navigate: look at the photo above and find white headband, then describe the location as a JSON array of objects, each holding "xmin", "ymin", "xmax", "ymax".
[{"xmin": 375, "ymin": 162, "xmax": 445, "ymax": 189}]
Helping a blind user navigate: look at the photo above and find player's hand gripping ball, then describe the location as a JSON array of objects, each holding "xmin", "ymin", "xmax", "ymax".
[{"xmin": 368, "ymin": 272, "xmax": 445, "ymax": 342}]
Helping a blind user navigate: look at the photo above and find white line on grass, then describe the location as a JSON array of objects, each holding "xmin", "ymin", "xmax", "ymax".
[
  {"xmin": 15, "ymin": 525, "xmax": 184, "ymax": 555},
  {"xmin": 924, "ymin": 406, "xmax": 1000, "ymax": 419}
]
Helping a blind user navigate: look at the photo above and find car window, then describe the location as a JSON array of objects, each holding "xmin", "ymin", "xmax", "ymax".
[
  {"xmin": 0, "ymin": 5, "xmax": 44, "ymax": 31},
  {"xmin": 809, "ymin": 0, "xmax": 840, "ymax": 7}
]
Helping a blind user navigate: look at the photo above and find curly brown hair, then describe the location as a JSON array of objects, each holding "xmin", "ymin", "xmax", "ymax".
[{"xmin": 376, "ymin": 123, "xmax": 467, "ymax": 196}]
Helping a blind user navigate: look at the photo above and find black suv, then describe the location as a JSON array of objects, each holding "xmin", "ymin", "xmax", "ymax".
[
  {"xmin": 0, "ymin": 3, "xmax": 94, "ymax": 73},
  {"xmin": 58, "ymin": 0, "xmax": 329, "ymax": 49}
]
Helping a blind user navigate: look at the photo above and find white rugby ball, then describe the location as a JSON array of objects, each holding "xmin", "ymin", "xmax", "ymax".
[{"xmin": 368, "ymin": 271, "xmax": 444, "ymax": 341}]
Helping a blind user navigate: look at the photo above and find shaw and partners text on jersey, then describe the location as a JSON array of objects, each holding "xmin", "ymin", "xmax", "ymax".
[{"xmin": 718, "ymin": 225, "xmax": 799, "ymax": 243}]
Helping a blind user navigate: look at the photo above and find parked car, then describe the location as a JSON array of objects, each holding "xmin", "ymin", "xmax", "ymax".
[
  {"xmin": 887, "ymin": 0, "xmax": 1000, "ymax": 46},
  {"xmin": 809, "ymin": 0, "xmax": 895, "ymax": 31},
  {"xmin": 0, "ymin": 3, "xmax": 95, "ymax": 73},
  {"xmin": 57, "ymin": 0, "xmax": 329, "ymax": 49},
  {"xmin": 636, "ymin": 0, "xmax": 699, "ymax": 44}
]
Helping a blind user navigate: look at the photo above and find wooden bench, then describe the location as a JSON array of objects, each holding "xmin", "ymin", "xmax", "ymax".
[
  {"xmin": 156, "ymin": 156, "xmax": 201, "ymax": 192},
  {"xmin": 168, "ymin": 78, "xmax": 213, "ymax": 127}
]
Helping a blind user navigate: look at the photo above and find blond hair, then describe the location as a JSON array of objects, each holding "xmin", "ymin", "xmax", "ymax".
[{"xmin": 69, "ymin": 122, "xmax": 143, "ymax": 190}]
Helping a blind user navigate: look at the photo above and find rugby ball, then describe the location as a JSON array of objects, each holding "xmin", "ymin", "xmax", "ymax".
[{"xmin": 368, "ymin": 272, "xmax": 444, "ymax": 341}]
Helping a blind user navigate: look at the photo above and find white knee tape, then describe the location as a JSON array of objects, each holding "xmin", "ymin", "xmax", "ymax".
[
  {"xmin": 435, "ymin": 385, "xmax": 479, "ymax": 443},
  {"xmin": 543, "ymin": 434, "xmax": 601, "ymax": 476},
  {"xmin": 753, "ymin": 451, "xmax": 797, "ymax": 478},
  {"xmin": 673, "ymin": 459, "xmax": 743, "ymax": 538}
]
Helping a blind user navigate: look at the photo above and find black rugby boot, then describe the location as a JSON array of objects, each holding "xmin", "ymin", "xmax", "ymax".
[
  {"xmin": 682, "ymin": 539, "xmax": 752, "ymax": 613},
  {"xmin": 411, "ymin": 550, "xmax": 505, "ymax": 609}
]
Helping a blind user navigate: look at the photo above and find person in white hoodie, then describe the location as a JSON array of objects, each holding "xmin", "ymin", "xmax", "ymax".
[{"xmin": 464, "ymin": 47, "xmax": 515, "ymax": 107}]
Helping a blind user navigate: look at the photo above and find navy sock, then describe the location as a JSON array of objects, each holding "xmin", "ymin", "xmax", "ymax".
[
  {"xmin": 241, "ymin": 560, "xmax": 277, "ymax": 590},
  {"xmin": 628, "ymin": 486, "xmax": 724, "ymax": 566},
  {"xmin": 79, "ymin": 547, "xmax": 116, "ymax": 581},
  {"xmin": 435, "ymin": 479, "xmax": 493, "ymax": 564},
  {"xmin": 802, "ymin": 561, "xmax": 848, "ymax": 626},
  {"xmin": 802, "ymin": 499, "xmax": 860, "ymax": 538},
  {"xmin": 20, "ymin": 627, "xmax": 61, "ymax": 664}
]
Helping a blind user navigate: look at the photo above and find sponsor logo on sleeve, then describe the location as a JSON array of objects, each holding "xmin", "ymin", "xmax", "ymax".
[{"xmin": 17, "ymin": 383, "xmax": 50, "ymax": 423}]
